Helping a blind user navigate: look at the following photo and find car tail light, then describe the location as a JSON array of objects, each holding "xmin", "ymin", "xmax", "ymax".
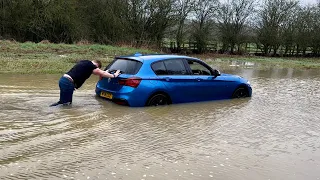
[{"xmin": 118, "ymin": 77, "xmax": 141, "ymax": 88}]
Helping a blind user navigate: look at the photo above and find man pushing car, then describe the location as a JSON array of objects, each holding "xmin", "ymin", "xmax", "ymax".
[{"xmin": 50, "ymin": 59, "xmax": 120, "ymax": 106}]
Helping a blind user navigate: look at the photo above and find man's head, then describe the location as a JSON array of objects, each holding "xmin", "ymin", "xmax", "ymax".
[{"xmin": 92, "ymin": 60, "xmax": 102, "ymax": 69}]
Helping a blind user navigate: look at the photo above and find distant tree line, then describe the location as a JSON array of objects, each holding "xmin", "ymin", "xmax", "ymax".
[{"xmin": 0, "ymin": 0, "xmax": 319, "ymax": 56}]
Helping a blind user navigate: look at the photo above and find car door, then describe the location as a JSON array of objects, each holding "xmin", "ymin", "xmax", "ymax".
[
  {"xmin": 185, "ymin": 59, "xmax": 226, "ymax": 101},
  {"xmin": 151, "ymin": 59, "xmax": 195, "ymax": 103}
]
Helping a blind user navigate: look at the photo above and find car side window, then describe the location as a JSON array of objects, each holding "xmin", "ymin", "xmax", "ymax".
[
  {"xmin": 163, "ymin": 59, "xmax": 188, "ymax": 75},
  {"xmin": 187, "ymin": 60, "xmax": 212, "ymax": 75},
  {"xmin": 151, "ymin": 61, "xmax": 167, "ymax": 75}
]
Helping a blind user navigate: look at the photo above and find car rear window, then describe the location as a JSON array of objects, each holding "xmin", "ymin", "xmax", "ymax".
[{"xmin": 105, "ymin": 59, "xmax": 142, "ymax": 75}]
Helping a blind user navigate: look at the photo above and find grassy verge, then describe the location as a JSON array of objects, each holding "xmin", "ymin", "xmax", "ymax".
[
  {"xmin": 0, "ymin": 40, "xmax": 319, "ymax": 74},
  {"xmin": 194, "ymin": 54, "xmax": 320, "ymax": 70},
  {"xmin": 0, "ymin": 40, "xmax": 156, "ymax": 74}
]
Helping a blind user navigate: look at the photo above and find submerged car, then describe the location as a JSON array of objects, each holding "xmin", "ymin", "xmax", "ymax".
[{"xmin": 95, "ymin": 53, "xmax": 252, "ymax": 107}]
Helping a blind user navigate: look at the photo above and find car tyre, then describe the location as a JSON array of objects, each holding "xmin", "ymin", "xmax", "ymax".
[
  {"xmin": 146, "ymin": 93, "xmax": 170, "ymax": 106},
  {"xmin": 232, "ymin": 87, "xmax": 249, "ymax": 98}
]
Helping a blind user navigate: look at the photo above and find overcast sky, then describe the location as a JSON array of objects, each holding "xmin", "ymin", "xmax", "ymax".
[
  {"xmin": 300, "ymin": 0, "xmax": 318, "ymax": 5},
  {"xmin": 220, "ymin": 0, "xmax": 318, "ymax": 6}
]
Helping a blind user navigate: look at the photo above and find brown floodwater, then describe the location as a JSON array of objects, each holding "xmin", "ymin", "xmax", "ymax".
[{"xmin": 0, "ymin": 66, "xmax": 320, "ymax": 180}]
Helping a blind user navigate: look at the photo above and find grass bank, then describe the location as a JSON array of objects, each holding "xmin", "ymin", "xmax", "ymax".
[
  {"xmin": 0, "ymin": 40, "xmax": 319, "ymax": 74},
  {"xmin": 195, "ymin": 54, "xmax": 320, "ymax": 70},
  {"xmin": 0, "ymin": 40, "xmax": 156, "ymax": 74}
]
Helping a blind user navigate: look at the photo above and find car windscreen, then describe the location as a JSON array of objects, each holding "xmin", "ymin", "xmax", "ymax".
[{"xmin": 105, "ymin": 59, "xmax": 142, "ymax": 75}]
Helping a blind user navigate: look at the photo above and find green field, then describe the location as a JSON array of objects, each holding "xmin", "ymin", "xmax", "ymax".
[
  {"xmin": 0, "ymin": 40, "xmax": 319, "ymax": 74},
  {"xmin": 0, "ymin": 40, "xmax": 156, "ymax": 74}
]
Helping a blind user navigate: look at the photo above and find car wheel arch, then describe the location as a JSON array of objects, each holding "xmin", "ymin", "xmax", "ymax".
[
  {"xmin": 232, "ymin": 84, "xmax": 250, "ymax": 98},
  {"xmin": 145, "ymin": 91, "xmax": 172, "ymax": 106}
]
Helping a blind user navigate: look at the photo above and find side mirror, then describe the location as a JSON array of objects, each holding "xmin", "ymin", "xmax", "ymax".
[{"xmin": 213, "ymin": 69, "xmax": 221, "ymax": 77}]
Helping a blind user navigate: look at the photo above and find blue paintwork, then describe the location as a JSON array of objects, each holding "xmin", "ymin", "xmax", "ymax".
[{"xmin": 95, "ymin": 53, "xmax": 252, "ymax": 107}]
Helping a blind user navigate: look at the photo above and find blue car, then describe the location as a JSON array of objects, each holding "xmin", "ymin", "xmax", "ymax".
[{"xmin": 95, "ymin": 53, "xmax": 252, "ymax": 107}]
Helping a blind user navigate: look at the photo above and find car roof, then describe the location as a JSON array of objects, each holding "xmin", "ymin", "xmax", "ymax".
[{"xmin": 116, "ymin": 53, "xmax": 199, "ymax": 62}]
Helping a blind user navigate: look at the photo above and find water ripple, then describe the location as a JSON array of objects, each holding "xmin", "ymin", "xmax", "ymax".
[{"xmin": 1, "ymin": 71, "xmax": 320, "ymax": 180}]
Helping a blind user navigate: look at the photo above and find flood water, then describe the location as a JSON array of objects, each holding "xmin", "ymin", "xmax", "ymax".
[{"xmin": 1, "ymin": 66, "xmax": 320, "ymax": 180}]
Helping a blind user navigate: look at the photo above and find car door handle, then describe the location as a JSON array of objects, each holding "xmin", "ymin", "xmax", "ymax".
[
  {"xmin": 196, "ymin": 78, "xmax": 201, "ymax": 82},
  {"xmin": 164, "ymin": 77, "xmax": 171, "ymax": 81}
]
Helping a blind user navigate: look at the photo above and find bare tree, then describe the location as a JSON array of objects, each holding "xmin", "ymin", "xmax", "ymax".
[
  {"xmin": 190, "ymin": 0, "xmax": 219, "ymax": 53},
  {"xmin": 172, "ymin": 0, "xmax": 195, "ymax": 51},
  {"xmin": 125, "ymin": 0, "xmax": 175, "ymax": 47},
  {"xmin": 145, "ymin": 0, "xmax": 175, "ymax": 47},
  {"xmin": 217, "ymin": 0, "xmax": 256, "ymax": 54},
  {"xmin": 256, "ymin": 0, "xmax": 298, "ymax": 56},
  {"xmin": 0, "ymin": 0, "xmax": 6, "ymax": 37},
  {"xmin": 310, "ymin": 5, "xmax": 320, "ymax": 54},
  {"xmin": 291, "ymin": 6, "xmax": 313, "ymax": 56},
  {"xmin": 126, "ymin": 0, "xmax": 149, "ymax": 44},
  {"xmin": 279, "ymin": 4, "xmax": 300, "ymax": 56}
]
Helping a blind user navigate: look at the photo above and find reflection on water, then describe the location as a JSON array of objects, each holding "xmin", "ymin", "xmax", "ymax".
[
  {"xmin": 0, "ymin": 67, "xmax": 320, "ymax": 180},
  {"xmin": 207, "ymin": 58, "xmax": 257, "ymax": 68}
]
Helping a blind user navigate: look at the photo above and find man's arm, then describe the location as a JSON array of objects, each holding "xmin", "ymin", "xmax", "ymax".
[{"xmin": 93, "ymin": 68, "xmax": 120, "ymax": 78}]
